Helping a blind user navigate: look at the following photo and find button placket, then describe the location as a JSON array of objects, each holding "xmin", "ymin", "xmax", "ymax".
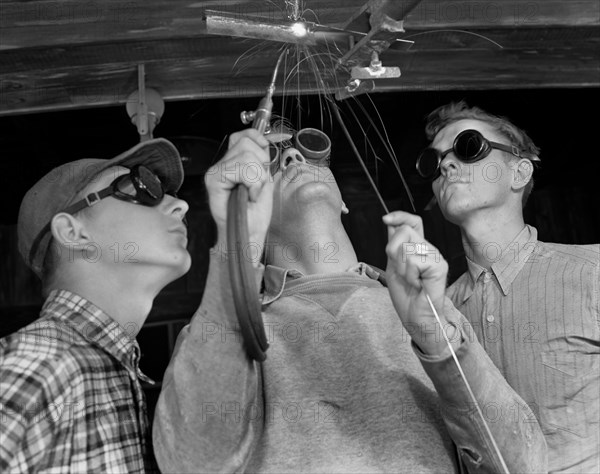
[{"xmin": 482, "ymin": 271, "xmax": 495, "ymax": 347}]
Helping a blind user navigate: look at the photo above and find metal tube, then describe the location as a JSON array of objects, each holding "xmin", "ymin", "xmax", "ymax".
[{"xmin": 205, "ymin": 10, "xmax": 317, "ymax": 46}]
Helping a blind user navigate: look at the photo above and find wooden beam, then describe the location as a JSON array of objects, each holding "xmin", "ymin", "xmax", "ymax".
[
  {"xmin": 1, "ymin": 1, "xmax": 598, "ymax": 51},
  {"xmin": 385, "ymin": 47, "xmax": 600, "ymax": 90},
  {"xmin": 403, "ymin": 0, "xmax": 600, "ymax": 28},
  {"xmin": 1, "ymin": 1, "xmax": 599, "ymax": 115},
  {"xmin": 1, "ymin": 29, "xmax": 598, "ymax": 116},
  {"xmin": 0, "ymin": 0, "xmax": 362, "ymax": 49},
  {"xmin": 3, "ymin": 26, "xmax": 597, "ymax": 73}
]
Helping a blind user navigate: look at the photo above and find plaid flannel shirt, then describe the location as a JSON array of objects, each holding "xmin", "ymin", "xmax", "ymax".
[{"xmin": 0, "ymin": 289, "xmax": 156, "ymax": 473}]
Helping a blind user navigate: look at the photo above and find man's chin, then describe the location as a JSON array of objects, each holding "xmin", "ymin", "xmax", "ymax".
[
  {"xmin": 438, "ymin": 200, "xmax": 468, "ymax": 225},
  {"xmin": 290, "ymin": 179, "xmax": 336, "ymax": 203},
  {"xmin": 171, "ymin": 254, "xmax": 192, "ymax": 279}
]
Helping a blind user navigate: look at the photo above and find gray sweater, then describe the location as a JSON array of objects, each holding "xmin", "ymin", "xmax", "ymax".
[{"xmin": 153, "ymin": 254, "xmax": 547, "ymax": 473}]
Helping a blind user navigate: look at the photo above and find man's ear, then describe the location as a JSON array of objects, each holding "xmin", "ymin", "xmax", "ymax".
[
  {"xmin": 512, "ymin": 159, "xmax": 534, "ymax": 191},
  {"xmin": 50, "ymin": 212, "xmax": 93, "ymax": 249},
  {"xmin": 342, "ymin": 200, "xmax": 349, "ymax": 215}
]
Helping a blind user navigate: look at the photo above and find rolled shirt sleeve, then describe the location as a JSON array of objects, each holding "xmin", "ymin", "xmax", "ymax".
[{"xmin": 413, "ymin": 298, "xmax": 548, "ymax": 473}]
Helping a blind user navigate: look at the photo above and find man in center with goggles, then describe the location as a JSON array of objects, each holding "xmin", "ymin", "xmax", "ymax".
[
  {"xmin": 154, "ymin": 126, "xmax": 547, "ymax": 472},
  {"xmin": 386, "ymin": 101, "xmax": 599, "ymax": 472}
]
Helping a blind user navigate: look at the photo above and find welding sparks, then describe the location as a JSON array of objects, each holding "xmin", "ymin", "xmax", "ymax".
[{"xmin": 291, "ymin": 22, "xmax": 308, "ymax": 38}]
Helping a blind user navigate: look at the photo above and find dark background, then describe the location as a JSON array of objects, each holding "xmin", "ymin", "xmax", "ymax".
[
  {"xmin": 2, "ymin": 86, "xmax": 598, "ymax": 260},
  {"xmin": 1, "ymin": 86, "xmax": 599, "ymax": 424}
]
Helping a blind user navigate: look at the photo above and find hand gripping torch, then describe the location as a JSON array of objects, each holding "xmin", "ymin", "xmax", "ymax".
[{"xmin": 226, "ymin": 52, "xmax": 285, "ymax": 362}]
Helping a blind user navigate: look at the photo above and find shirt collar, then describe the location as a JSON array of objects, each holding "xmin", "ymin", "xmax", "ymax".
[
  {"xmin": 464, "ymin": 225, "xmax": 538, "ymax": 298},
  {"xmin": 491, "ymin": 225, "xmax": 538, "ymax": 295},
  {"xmin": 262, "ymin": 262, "xmax": 384, "ymax": 305},
  {"xmin": 262, "ymin": 266, "xmax": 304, "ymax": 304},
  {"xmin": 42, "ymin": 289, "xmax": 147, "ymax": 377}
]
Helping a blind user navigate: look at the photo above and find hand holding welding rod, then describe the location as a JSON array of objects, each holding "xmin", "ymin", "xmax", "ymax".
[
  {"xmin": 383, "ymin": 210, "xmax": 510, "ymax": 473},
  {"xmin": 383, "ymin": 211, "xmax": 451, "ymax": 355}
]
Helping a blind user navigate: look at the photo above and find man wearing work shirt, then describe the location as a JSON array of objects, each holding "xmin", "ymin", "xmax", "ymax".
[
  {"xmin": 417, "ymin": 101, "xmax": 600, "ymax": 472},
  {"xmin": 153, "ymin": 129, "xmax": 547, "ymax": 473}
]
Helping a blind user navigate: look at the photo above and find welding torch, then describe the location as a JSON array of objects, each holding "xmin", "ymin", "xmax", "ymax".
[
  {"xmin": 241, "ymin": 51, "xmax": 285, "ymax": 134},
  {"xmin": 227, "ymin": 52, "xmax": 286, "ymax": 362}
]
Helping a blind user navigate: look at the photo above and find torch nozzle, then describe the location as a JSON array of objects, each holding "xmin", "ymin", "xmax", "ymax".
[{"xmin": 250, "ymin": 50, "xmax": 287, "ymax": 133}]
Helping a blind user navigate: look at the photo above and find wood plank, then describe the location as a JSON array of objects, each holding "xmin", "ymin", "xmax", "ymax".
[
  {"xmin": 388, "ymin": 46, "xmax": 600, "ymax": 90},
  {"xmin": 1, "ymin": 37, "xmax": 257, "ymax": 73},
  {"xmin": 2, "ymin": 26, "xmax": 597, "ymax": 73},
  {"xmin": 1, "ymin": 1, "xmax": 598, "ymax": 50},
  {"xmin": 403, "ymin": 25, "xmax": 600, "ymax": 51},
  {"xmin": 404, "ymin": 0, "xmax": 600, "ymax": 28},
  {"xmin": 2, "ymin": 42, "xmax": 598, "ymax": 116},
  {"xmin": 1, "ymin": 1, "xmax": 599, "ymax": 117},
  {"xmin": 0, "ymin": 0, "xmax": 365, "ymax": 49}
]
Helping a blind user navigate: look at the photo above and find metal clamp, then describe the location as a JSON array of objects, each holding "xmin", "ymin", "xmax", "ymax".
[{"xmin": 350, "ymin": 51, "xmax": 401, "ymax": 80}]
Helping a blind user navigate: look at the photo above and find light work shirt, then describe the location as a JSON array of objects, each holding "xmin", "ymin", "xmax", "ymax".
[
  {"xmin": 447, "ymin": 225, "xmax": 600, "ymax": 473},
  {"xmin": 153, "ymin": 252, "xmax": 547, "ymax": 473}
]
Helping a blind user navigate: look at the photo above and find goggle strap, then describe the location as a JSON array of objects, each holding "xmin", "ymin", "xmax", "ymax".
[
  {"xmin": 29, "ymin": 186, "xmax": 115, "ymax": 266},
  {"xmin": 488, "ymin": 140, "xmax": 533, "ymax": 160},
  {"xmin": 28, "ymin": 221, "xmax": 52, "ymax": 269},
  {"xmin": 62, "ymin": 187, "xmax": 114, "ymax": 216}
]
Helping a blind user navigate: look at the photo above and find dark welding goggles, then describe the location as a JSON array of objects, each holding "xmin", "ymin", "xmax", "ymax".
[
  {"xmin": 416, "ymin": 129, "xmax": 537, "ymax": 180},
  {"xmin": 269, "ymin": 128, "xmax": 332, "ymax": 175},
  {"xmin": 29, "ymin": 165, "xmax": 173, "ymax": 267},
  {"xmin": 63, "ymin": 164, "xmax": 167, "ymax": 215}
]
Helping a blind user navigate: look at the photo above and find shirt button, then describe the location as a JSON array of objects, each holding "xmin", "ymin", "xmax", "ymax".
[{"xmin": 486, "ymin": 314, "xmax": 495, "ymax": 323}]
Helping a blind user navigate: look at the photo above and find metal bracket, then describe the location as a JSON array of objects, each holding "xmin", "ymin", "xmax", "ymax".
[
  {"xmin": 335, "ymin": 78, "xmax": 375, "ymax": 100},
  {"xmin": 337, "ymin": 0, "xmax": 420, "ymax": 69},
  {"xmin": 126, "ymin": 64, "xmax": 164, "ymax": 142},
  {"xmin": 350, "ymin": 51, "xmax": 401, "ymax": 80}
]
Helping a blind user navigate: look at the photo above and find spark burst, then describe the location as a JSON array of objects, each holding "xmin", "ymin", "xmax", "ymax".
[{"xmin": 208, "ymin": 0, "xmax": 417, "ymax": 212}]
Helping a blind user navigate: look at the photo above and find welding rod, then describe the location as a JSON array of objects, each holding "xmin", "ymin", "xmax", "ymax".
[{"xmin": 205, "ymin": 10, "xmax": 317, "ymax": 46}]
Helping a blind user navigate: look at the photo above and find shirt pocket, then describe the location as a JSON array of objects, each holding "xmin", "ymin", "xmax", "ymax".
[{"xmin": 540, "ymin": 350, "xmax": 599, "ymax": 438}]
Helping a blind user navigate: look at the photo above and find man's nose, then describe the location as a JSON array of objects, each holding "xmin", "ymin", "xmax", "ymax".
[
  {"xmin": 280, "ymin": 148, "xmax": 307, "ymax": 170},
  {"xmin": 439, "ymin": 154, "xmax": 461, "ymax": 180},
  {"xmin": 164, "ymin": 195, "xmax": 189, "ymax": 219}
]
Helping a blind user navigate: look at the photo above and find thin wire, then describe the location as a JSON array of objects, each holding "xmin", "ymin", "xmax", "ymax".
[
  {"xmin": 345, "ymin": 100, "xmax": 416, "ymax": 212},
  {"xmin": 402, "ymin": 29, "xmax": 504, "ymax": 49},
  {"xmin": 424, "ymin": 293, "xmax": 510, "ymax": 473},
  {"xmin": 301, "ymin": 49, "xmax": 388, "ymax": 213},
  {"xmin": 329, "ymin": 101, "xmax": 389, "ymax": 214}
]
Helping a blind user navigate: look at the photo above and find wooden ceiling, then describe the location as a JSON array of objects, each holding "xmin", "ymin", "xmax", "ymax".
[{"xmin": 1, "ymin": 0, "xmax": 599, "ymax": 117}]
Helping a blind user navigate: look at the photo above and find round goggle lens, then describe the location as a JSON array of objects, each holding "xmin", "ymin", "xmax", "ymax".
[
  {"xmin": 116, "ymin": 175, "xmax": 136, "ymax": 196},
  {"xmin": 454, "ymin": 130, "xmax": 486, "ymax": 162},
  {"xmin": 137, "ymin": 166, "xmax": 163, "ymax": 201},
  {"xmin": 417, "ymin": 148, "xmax": 442, "ymax": 179},
  {"xmin": 295, "ymin": 128, "xmax": 331, "ymax": 167}
]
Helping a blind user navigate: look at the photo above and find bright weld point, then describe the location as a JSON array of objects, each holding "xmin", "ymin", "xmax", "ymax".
[{"xmin": 291, "ymin": 22, "xmax": 308, "ymax": 37}]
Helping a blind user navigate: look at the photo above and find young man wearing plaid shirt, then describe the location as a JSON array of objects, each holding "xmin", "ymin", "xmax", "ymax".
[{"xmin": 0, "ymin": 130, "xmax": 269, "ymax": 472}]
